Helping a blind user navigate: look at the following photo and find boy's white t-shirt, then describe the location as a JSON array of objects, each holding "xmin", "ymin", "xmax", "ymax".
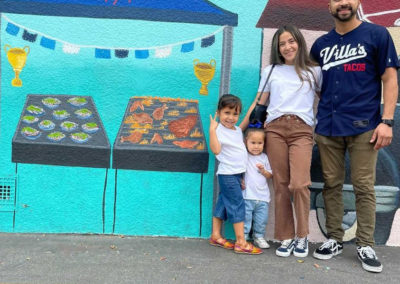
[
  {"xmin": 243, "ymin": 153, "xmax": 271, "ymax": 202},
  {"xmin": 215, "ymin": 124, "xmax": 247, "ymax": 175},
  {"xmin": 259, "ymin": 64, "xmax": 322, "ymax": 126}
]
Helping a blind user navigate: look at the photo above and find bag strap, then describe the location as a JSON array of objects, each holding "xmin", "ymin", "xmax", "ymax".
[{"xmin": 256, "ymin": 64, "xmax": 275, "ymax": 105}]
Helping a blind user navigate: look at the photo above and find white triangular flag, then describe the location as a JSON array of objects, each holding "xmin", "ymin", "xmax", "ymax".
[
  {"xmin": 62, "ymin": 43, "xmax": 80, "ymax": 54},
  {"xmin": 155, "ymin": 46, "xmax": 172, "ymax": 58}
]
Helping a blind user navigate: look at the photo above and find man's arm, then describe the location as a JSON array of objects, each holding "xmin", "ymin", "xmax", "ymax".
[{"xmin": 370, "ymin": 67, "xmax": 399, "ymax": 150}]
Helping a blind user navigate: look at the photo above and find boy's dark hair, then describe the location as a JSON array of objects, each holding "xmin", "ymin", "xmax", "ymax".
[
  {"xmin": 217, "ymin": 94, "xmax": 242, "ymax": 113},
  {"xmin": 244, "ymin": 127, "xmax": 265, "ymax": 139}
]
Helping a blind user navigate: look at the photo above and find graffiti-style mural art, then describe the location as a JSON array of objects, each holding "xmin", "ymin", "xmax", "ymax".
[{"xmin": 257, "ymin": 0, "xmax": 400, "ymax": 245}]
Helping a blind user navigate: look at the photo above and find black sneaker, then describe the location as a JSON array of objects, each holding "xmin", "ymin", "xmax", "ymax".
[
  {"xmin": 357, "ymin": 246, "xmax": 383, "ymax": 273},
  {"xmin": 313, "ymin": 239, "xmax": 343, "ymax": 260},
  {"xmin": 293, "ymin": 237, "xmax": 308, "ymax": 257},
  {"xmin": 276, "ymin": 239, "xmax": 296, "ymax": 257}
]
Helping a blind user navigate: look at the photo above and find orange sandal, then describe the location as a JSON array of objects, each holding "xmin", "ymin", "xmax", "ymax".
[
  {"xmin": 209, "ymin": 238, "xmax": 234, "ymax": 250},
  {"xmin": 234, "ymin": 243, "xmax": 263, "ymax": 255}
]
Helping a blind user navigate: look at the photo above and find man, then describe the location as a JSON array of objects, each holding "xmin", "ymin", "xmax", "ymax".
[{"xmin": 310, "ymin": 0, "xmax": 399, "ymax": 273}]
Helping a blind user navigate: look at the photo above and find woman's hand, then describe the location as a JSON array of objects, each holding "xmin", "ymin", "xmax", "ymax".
[{"xmin": 239, "ymin": 92, "xmax": 270, "ymax": 131}]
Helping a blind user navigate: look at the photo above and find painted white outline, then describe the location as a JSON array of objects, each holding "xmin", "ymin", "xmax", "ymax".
[
  {"xmin": 2, "ymin": 14, "xmax": 225, "ymax": 50},
  {"xmin": 358, "ymin": 4, "xmax": 400, "ymax": 25}
]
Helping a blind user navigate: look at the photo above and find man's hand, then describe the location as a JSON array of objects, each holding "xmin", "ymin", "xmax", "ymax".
[{"xmin": 370, "ymin": 123, "xmax": 393, "ymax": 150}]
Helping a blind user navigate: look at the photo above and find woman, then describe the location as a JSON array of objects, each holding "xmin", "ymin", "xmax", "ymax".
[{"xmin": 241, "ymin": 24, "xmax": 322, "ymax": 258}]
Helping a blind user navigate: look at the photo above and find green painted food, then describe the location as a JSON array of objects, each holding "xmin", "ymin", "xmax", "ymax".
[
  {"xmin": 22, "ymin": 115, "xmax": 39, "ymax": 123},
  {"xmin": 26, "ymin": 105, "xmax": 44, "ymax": 115}
]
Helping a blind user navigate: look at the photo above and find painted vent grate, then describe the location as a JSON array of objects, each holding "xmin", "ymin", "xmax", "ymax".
[{"xmin": 0, "ymin": 176, "xmax": 16, "ymax": 209}]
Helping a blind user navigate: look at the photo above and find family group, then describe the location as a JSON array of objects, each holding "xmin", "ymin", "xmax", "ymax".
[{"xmin": 208, "ymin": 0, "xmax": 399, "ymax": 274}]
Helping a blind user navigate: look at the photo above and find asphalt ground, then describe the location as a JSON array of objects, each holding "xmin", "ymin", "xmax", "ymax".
[{"xmin": 0, "ymin": 233, "xmax": 399, "ymax": 283}]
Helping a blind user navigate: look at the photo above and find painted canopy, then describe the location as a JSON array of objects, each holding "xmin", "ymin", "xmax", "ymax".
[{"xmin": 0, "ymin": 0, "xmax": 238, "ymax": 26}]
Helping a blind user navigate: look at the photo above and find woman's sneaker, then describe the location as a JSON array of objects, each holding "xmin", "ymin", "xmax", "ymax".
[
  {"xmin": 313, "ymin": 239, "xmax": 343, "ymax": 260},
  {"xmin": 357, "ymin": 246, "xmax": 383, "ymax": 273},
  {"xmin": 254, "ymin": 237, "xmax": 270, "ymax": 249},
  {"xmin": 293, "ymin": 237, "xmax": 308, "ymax": 257},
  {"xmin": 276, "ymin": 239, "xmax": 295, "ymax": 257}
]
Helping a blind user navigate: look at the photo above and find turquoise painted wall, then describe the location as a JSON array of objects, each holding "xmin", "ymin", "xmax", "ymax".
[{"xmin": 0, "ymin": 1, "xmax": 267, "ymax": 237}]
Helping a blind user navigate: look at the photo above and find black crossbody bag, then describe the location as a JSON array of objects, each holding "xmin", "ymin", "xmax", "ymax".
[{"xmin": 248, "ymin": 64, "xmax": 275, "ymax": 128}]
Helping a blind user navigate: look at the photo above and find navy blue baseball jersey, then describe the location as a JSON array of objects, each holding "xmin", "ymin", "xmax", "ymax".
[{"xmin": 311, "ymin": 22, "xmax": 399, "ymax": 136}]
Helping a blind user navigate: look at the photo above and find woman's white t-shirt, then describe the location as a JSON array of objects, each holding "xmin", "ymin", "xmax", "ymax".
[
  {"xmin": 242, "ymin": 153, "xmax": 272, "ymax": 202},
  {"xmin": 258, "ymin": 64, "xmax": 322, "ymax": 126},
  {"xmin": 215, "ymin": 124, "xmax": 247, "ymax": 175}
]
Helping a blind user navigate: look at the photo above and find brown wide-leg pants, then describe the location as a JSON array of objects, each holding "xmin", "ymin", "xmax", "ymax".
[{"xmin": 265, "ymin": 115, "xmax": 313, "ymax": 240}]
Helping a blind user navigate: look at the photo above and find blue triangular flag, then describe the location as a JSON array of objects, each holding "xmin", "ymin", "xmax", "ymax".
[
  {"xmin": 201, "ymin": 35, "xmax": 215, "ymax": 48},
  {"xmin": 22, "ymin": 30, "xmax": 37, "ymax": 42},
  {"xmin": 95, "ymin": 48, "xmax": 111, "ymax": 59},
  {"xmin": 181, "ymin": 42, "xmax": 194, "ymax": 53},
  {"xmin": 40, "ymin": 36, "xmax": 56, "ymax": 50},
  {"xmin": 6, "ymin": 22, "xmax": 19, "ymax": 36},
  {"xmin": 135, "ymin": 50, "xmax": 149, "ymax": 59}
]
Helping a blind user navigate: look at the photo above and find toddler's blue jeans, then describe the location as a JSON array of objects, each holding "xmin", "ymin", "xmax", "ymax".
[{"xmin": 244, "ymin": 199, "xmax": 269, "ymax": 239}]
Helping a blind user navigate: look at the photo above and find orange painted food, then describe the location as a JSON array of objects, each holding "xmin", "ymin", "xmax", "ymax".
[
  {"xmin": 133, "ymin": 112, "xmax": 153, "ymax": 124},
  {"xmin": 130, "ymin": 100, "xmax": 144, "ymax": 112},
  {"xmin": 120, "ymin": 131, "xmax": 143, "ymax": 143},
  {"xmin": 168, "ymin": 115, "xmax": 197, "ymax": 138},
  {"xmin": 150, "ymin": 133, "xmax": 163, "ymax": 144},
  {"xmin": 152, "ymin": 104, "xmax": 168, "ymax": 120},
  {"xmin": 173, "ymin": 140, "xmax": 199, "ymax": 149}
]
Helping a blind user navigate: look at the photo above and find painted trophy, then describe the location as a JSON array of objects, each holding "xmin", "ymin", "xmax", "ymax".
[
  {"xmin": 4, "ymin": 45, "xmax": 30, "ymax": 87},
  {"xmin": 193, "ymin": 59, "xmax": 216, "ymax": 95}
]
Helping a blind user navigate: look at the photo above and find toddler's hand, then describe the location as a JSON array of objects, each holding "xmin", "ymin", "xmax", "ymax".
[
  {"xmin": 240, "ymin": 178, "xmax": 246, "ymax": 190},
  {"xmin": 256, "ymin": 163, "xmax": 265, "ymax": 173},
  {"xmin": 209, "ymin": 112, "xmax": 219, "ymax": 131}
]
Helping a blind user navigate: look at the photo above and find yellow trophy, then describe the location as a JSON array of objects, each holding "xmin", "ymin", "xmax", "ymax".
[
  {"xmin": 193, "ymin": 59, "xmax": 216, "ymax": 95},
  {"xmin": 4, "ymin": 45, "xmax": 30, "ymax": 87}
]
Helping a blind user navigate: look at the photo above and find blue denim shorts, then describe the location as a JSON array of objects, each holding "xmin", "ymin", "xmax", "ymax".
[{"xmin": 213, "ymin": 174, "xmax": 245, "ymax": 223}]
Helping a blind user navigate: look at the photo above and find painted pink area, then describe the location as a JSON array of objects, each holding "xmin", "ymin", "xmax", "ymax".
[
  {"xmin": 360, "ymin": 0, "xmax": 399, "ymax": 25},
  {"xmin": 386, "ymin": 209, "xmax": 400, "ymax": 246},
  {"xmin": 363, "ymin": 15, "xmax": 400, "ymax": 27},
  {"xmin": 308, "ymin": 209, "xmax": 328, "ymax": 243},
  {"xmin": 265, "ymin": 179, "xmax": 275, "ymax": 240},
  {"xmin": 256, "ymin": 0, "xmax": 333, "ymax": 30}
]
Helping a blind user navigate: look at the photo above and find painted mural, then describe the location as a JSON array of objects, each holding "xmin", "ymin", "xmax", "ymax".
[
  {"xmin": 257, "ymin": 0, "xmax": 400, "ymax": 246},
  {"xmin": 0, "ymin": 0, "xmax": 399, "ymax": 247},
  {"xmin": 0, "ymin": 0, "xmax": 261, "ymax": 238}
]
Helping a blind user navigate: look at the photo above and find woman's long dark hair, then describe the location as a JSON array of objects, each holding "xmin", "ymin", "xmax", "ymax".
[{"xmin": 270, "ymin": 24, "xmax": 318, "ymax": 90}]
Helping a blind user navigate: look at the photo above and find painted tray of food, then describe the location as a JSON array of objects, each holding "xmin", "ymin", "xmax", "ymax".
[
  {"xmin": 113, "ymin": 96, "xmax": 209, "ymax": 173},
  {"xmin": 12, "ymin": 94, "xmax": 110, "ymax": 168}
]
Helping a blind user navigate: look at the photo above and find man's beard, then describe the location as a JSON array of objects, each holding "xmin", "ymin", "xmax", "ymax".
[{"xmin": 332, "ymin": 6, "xmax": 357, "ymax": 22}]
